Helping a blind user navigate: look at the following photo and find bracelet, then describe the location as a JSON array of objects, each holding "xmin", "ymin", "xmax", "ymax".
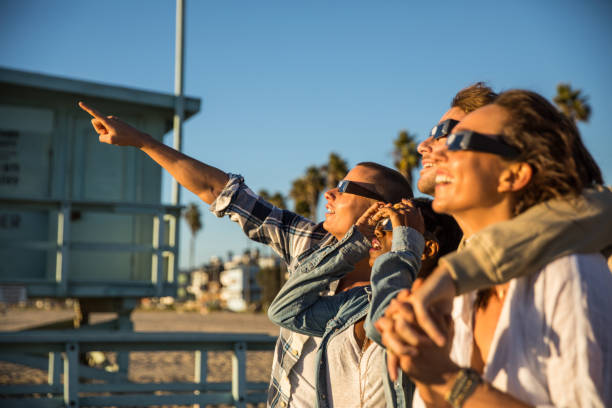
[{"xmin": 445, "ymin": 367, "xmax": 482, "ymax": 408}]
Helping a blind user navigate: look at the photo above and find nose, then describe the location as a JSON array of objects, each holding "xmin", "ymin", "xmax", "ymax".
[
  {"xmin": 417, "ymin": 137, "xmax": 433, "ymax": 156},
  {"xmin": 324, "ymin": 188, "xmax": 337, "ymax": 202}
]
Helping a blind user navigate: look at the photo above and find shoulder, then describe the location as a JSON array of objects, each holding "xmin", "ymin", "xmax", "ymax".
[
  {"xmin": 538, "ymin": 253, "xmax": 609, "ymax": 283},
  {"xmin": 526, "ymin": 253, "xmax": 612, "ymax": 320}
]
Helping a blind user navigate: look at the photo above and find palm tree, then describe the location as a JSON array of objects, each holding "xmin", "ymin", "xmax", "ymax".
[
  {"xmin": 303, "ymin": 166, "xmax": 326, "ymax": 221},
  {"xmin": 258, "ymin": 189, "xmax": 287, "ymax": 209},
  {"xmin": 392, "ymin": 130, "xmax": 420, "ymax": 189},
  {"xmin": 553, "ymin": 83, "xmax": 591, "ymax": 123},
  {"xmin": 290, "ymin": 177, "xmax": 311, "ymax": 218},
  {"xmin": 322, "ymin": 152, "xmax": 349, "ymax": 189},
  {"xmin": 184, "ymin": 203, "xmax": 203, "ymax": 268}
]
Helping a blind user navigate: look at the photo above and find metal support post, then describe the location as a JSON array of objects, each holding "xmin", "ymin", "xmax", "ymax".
[
  {"xmin": 193, "ymin": 350, "xmax": 207, "ymax": 408},
  {"xmin": 64, "ymin": 342, "xmax": 79, "ymax": 408},
  {"xmin": 115, "ymin": 299, "xmax": 135, "ymax": 381},
  {"xmin": 172, "ymin": 0, "xmax": 185, "ymax": 206},
  {"xmin": 48, "ymin": 352, "xmax": 62, "ymax": 390},
  {"xmin": 56, "ymin": 203, "xmax": 71, "ymax": 296},
  {"xmin": 152, "ymin": 213, "xmax": 165, "ymax": 296},
  {"xmin": 231, "ymin": 342, "xmax": 247, "ymax": 408},
  {"xmin": 166, "ymin": 213, "xmax": 178, "ymax": 283}
]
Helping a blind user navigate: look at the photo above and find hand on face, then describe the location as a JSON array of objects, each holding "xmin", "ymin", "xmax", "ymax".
[
  {"xmin": 355, "ymin": 201, "xmax": 385, "ymax": 242},
  {"xmin": 79, "ymin": 102, "xmax": 151, "ymax": 148},
  {"xmin": 369, "ymin": 199, "xmax": 425, "ymax": 234}
]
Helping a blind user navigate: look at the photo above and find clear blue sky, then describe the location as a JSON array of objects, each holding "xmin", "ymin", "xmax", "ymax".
[{"xmin": 2, "ymin": 0, "xmax": 611, "ymax": 269}]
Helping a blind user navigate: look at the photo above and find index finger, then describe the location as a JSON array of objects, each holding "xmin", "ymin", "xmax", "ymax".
[
  {"xmin": 370, "ymin": 206, "xmax": 395, "ymax": 222},
  {"xmin": 78, "ymin": 101, "xmax": 107, "ymax": 120},
  {"xmin": 357, "ymin": 202, "xmax": 384, "ymax": 225}
]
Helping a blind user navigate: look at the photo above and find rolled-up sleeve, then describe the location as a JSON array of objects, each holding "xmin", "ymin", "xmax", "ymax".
[{"xmin": 209, "ymin": 173, "xmax": 327, "ymax": 266}]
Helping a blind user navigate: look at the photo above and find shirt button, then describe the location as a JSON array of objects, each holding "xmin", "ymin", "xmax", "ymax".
[
  {"xmin": 292, "ymin": 349, "xmax": 299, "ymax": 356},
  {"xmin": 280, "ymin": 402, "xmax": 287, "ymax": 407}
]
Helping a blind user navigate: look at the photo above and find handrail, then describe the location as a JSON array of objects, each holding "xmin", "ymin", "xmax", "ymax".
[
  {"xmin": 0, "ymin": 197, "xmax": 183, "ymax": 297},
  {"xmin": 0, "ymin": 331, "xmax": 277, "ymax": 408}
]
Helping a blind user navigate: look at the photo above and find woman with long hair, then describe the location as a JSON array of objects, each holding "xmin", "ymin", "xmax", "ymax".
[{"xmin": 377, "ymin": 90, "xmax": 611, "ymax": 407}]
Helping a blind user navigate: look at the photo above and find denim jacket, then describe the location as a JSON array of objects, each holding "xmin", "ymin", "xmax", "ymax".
[{"xmin": 268, "ymin": 225, "xmax": 424, "ymax": 407}]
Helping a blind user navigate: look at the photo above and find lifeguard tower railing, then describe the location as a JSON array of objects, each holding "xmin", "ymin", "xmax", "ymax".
[
  {"xmin": 0, "ymin": 196, "xmax": 181, "ymax": 298},
  {"xmin": 0, "ymin": 198, "xmax": 277, "ymax": 408},
  {"xmin": 0, "ymin": 331, "xmax": 277, "ymax": 408}
]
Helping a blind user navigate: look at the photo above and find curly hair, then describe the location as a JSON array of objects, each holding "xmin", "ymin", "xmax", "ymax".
[{"xmin": 494, "ymin": 90, "xmax": 603, "ymax": 214}]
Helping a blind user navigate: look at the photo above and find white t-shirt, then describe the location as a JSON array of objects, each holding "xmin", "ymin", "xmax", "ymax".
[
  {"xmin": 326, "ymin": 325, "xmax": 386, "ymax": 408},
  {"xmin": 413, "ymin": 253, "xmax": 612, "ymax": 408}
]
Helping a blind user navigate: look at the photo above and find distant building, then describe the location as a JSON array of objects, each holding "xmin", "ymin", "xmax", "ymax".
[{"xmin": 220, "ymin": 265, "xmax": 261, "ymax": 312}]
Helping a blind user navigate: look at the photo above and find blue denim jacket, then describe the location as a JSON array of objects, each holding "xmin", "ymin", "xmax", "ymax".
[{"xmin": 268, "ymin": 225, "xmax": 424, "ymax": 408}]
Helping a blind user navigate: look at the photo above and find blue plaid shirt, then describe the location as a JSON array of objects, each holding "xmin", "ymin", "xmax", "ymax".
[{"xmin": 210, "ymin": 174, "xmax": 335, "ymax": 407}]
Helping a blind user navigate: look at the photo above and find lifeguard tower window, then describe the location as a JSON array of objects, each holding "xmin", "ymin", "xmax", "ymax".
[{"xmin": 0, "ymin": 67, "xmax": 201, "ymax": 300}]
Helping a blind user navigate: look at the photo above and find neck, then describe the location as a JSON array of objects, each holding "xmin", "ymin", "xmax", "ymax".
[
  {"xmin": 452, "ymin": 202, "xmax": 514, "ymax": 239},
  {"xmin": 337, "ymin": 258, "xmax": 371, "ymax": 292}
]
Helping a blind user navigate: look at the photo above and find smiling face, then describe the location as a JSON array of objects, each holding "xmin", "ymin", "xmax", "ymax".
[
  {"xmin": 417, "ymin": 107, "xmax": 467, "ymax": 196},
  {"xmin": 432, "ymin": 105, "xmax": 519, "ymax": 235},
  {"xmin": 323, "ymin": 165, "xmax": 380, "ymax": 240},
  {"xmin": 368, "ymin": 223, "xmax": 393, "ymax": 266}
]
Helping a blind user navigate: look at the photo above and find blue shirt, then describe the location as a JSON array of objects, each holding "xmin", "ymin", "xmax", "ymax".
[{"xmin": 268, "ymin": 224, "xmax": 424, "ymax": 408}]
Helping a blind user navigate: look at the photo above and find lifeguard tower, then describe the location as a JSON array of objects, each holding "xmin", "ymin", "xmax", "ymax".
[
  {"xmin": 0, "ymin": 67, "xmax": 276, "ymax": 408},
  {"xmin": 0, "ymin": 65, "xmax": 201, "ymax": 312},
  {"xmin": 0, "ymin": 65, "xmax": 201, "ymax": 388}
]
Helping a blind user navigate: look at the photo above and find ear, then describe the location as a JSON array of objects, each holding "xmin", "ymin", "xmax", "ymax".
[
  {"xmin": 498, "ymin": 162, "xmax": 532, "ymax": 193},
  {"xmin": 421, "ymin": 239, "xmax": 440, "ymax": 261}
]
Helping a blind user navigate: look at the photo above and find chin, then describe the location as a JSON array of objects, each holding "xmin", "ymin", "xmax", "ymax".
[
  {"xmin": 417, "ymin": 174, "xmax": 436, "ymax": 196},
  {"xmin": 432, "ymin": 197, "xmax": 450, "ymax": 214},
  {"xmin": 322, "ymin": 219, "xmax": 329, "ymax": 231}
]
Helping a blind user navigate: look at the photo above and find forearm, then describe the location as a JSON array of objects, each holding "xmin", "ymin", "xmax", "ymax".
[
  {"xmin": 444, "ymin": 187, "xmax": 612, "ymax": 294},
  {"xmin": 267, "ymin": 226, "xmax": 369, "ymax": 332},
  {"xmin": 140, "ymin": 136, "xmax": 229, "ymax": 204},
  {"xmin": 417, "ymin": 375, "xmax": 532, "ymax": 408},
  {"xmin": 365, "ymin": 227, "xmax": 424, "ymax": 345}
]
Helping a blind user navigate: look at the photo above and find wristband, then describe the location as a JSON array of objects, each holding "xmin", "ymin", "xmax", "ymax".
[{"xmin": 445, "ymin": 367, "xmax": 482, "ymax": 408}]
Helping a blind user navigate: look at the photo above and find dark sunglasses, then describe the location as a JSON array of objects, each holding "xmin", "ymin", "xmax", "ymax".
[
  {"xmin": 375, "ymin": 217, "xmax": 393, "ymax": 231},
  {"xmin": 337, "ymin": 180, "xmax": 385, "ymax": 202},
  {"xmin": 446, "ymin": 131, "xmax": 521, "ymax": 158},
  {"xmin": 429, "ymin": 119, "xmax": 459, "ymax": 140}
]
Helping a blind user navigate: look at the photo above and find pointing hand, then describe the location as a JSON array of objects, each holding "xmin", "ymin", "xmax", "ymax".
[{"xmin": 79, "ymin": 101, "xmax": 152, "ymax": 148}]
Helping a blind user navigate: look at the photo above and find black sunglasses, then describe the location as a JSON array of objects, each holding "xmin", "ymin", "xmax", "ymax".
[
  {"xmin": 337, "ymin": 180, "xmax": 385, "ymax": 202},
  {"xmin": 429, "ymin": 119, "xmax": 459, "ymax": 140},
  {"xmin": 446, "ymin": 131, "xmax": 521, "ymax": 158}
]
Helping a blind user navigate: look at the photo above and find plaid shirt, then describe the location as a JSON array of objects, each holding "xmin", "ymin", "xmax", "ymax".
[{"xmin": 210, "ymin": 174, "xmax": 334, "ymax": 407}]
